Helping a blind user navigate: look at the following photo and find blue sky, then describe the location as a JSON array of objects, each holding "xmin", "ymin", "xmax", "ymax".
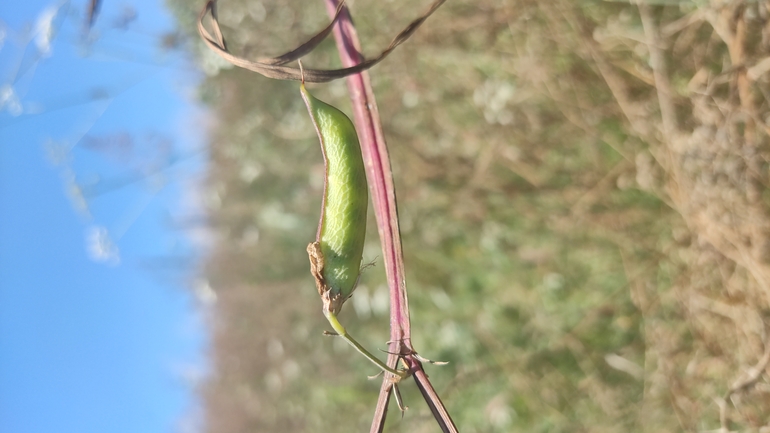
[{"xmin": 0, "ymin": 1, "xmax": 208, "ymax": 433}]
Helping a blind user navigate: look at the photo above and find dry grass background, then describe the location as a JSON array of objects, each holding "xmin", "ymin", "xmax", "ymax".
[{"xmin": 169, "ymin": 0, "xmax": 770, "ymax": 431}]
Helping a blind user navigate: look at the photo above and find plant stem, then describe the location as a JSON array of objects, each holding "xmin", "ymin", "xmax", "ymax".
[
  {"xmin": 322, "ymin": 1, "xmax": 457, "ymax": 432},
  {"xmin": 324, "ymin": 311, "xmax": 407, "ymax": 378}
]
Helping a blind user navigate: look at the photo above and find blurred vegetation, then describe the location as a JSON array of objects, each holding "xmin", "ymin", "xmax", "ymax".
[{"xmin": 168, "ymin": 0, "xmax": 770, "ymax": 431}]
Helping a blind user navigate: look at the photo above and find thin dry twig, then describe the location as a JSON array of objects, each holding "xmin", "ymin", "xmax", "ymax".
[
  {"xmin": 637, "ymin": 0, "xmax": 679, "ymax": 139},
  {"xmin": 198, "ymin": 0, "xmax": 446, "ymax": 82},
  {"xmin": 716, "ymin": 332, "xmax": 770, "ymax": 432}
]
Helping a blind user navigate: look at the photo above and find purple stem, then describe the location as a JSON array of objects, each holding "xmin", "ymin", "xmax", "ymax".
[
  {"xmin": 322, "ymin": 2, "xmax": 456, "ymax": 432},
  {"xmin": 322, "ymin": 0, "xmax": 411, "ymax": 349}
]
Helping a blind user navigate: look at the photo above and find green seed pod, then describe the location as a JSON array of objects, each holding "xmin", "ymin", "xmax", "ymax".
[
  {"xmin": 302, "ymin": 83, "xmax": 368, "ymax": 315},
  {"xmin": 302, "ymin": 83, "xmax": 407, "ymax": 378}
]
